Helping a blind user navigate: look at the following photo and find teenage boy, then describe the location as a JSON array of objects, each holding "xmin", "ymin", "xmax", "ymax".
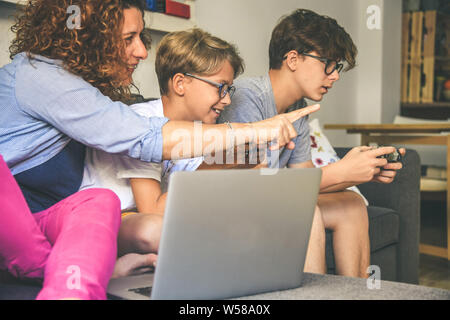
[
  {"xmin": 218, "ymin": 9, "xmax": 405, "ymax": 278},
  {"xmin": 80, "ymin": 28, "xmax": 323, "ymax": 277}
]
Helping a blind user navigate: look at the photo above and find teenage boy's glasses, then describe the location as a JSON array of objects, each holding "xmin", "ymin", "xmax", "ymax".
[
  {"xmin": 184, "ymin": 73, "xmax": 236, "ymax": 99},
  {"xmin": 283, "ymin": 52, "xmax": 344, "ymax": 75}
]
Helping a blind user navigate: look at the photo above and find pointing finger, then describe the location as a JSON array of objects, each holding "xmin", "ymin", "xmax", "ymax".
[{"xmin": 284, "ymin": 104, "xmax": 320, "ymax": 123}]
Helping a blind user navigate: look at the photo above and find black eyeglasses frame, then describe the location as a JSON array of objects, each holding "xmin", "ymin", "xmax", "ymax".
[
  {"xmin": 184, "ymin": 73, "xmax": 236, "ymax": 99},
  {"xmin": 283, "ymin": 51, "xmax": 344, "ymax": 76}
]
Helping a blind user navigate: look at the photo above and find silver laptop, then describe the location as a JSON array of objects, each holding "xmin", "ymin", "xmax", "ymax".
[{"xmin": 107, "ymin": 168, "xmax": 321, "ymax": 300}]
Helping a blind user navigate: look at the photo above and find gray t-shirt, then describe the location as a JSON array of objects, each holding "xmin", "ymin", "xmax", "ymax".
[{"xmin": 217, "ymin": 75, "xmax": 311, "ymax": 168}]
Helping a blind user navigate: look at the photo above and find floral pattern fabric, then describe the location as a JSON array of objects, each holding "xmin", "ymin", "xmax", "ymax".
[{"xmin": 308, "ymin": 119, "xmax": 369, "ymax": 206}]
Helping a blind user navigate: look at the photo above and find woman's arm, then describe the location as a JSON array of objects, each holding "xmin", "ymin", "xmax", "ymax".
[
  {"xmin": 161, "ymin": 105, "xmax": 320, "ymax": 160},
  {"xmin": 197, "ymin": 143, "xmax": 266, "ymax": 170},
  {"xmin": 15, "ymin": 58, "xmax": 319, "ymax": 164},
  {"xmin": 130, "ymin": 178, "xmax": 167, "ymax": 215}
]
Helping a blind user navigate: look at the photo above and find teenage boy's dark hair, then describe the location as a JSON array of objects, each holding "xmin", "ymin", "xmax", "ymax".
[{"xmin": 269, "ymin": 9, "xmax": 357, "ymax": 71}]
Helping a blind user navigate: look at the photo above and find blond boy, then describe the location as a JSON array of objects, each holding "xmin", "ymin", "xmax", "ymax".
[{"xmin": 80, "ymin": 28, "xmax": 245, "ymax": 276}]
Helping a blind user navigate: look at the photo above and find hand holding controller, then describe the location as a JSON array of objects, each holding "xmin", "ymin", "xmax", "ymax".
[
  {"xmin": 378, "ymin": 148, "xmax": 402, "ymax": 163},
  {"xmin": 372, "ymin": 146, "xmax": 405, "ymax": 183}
]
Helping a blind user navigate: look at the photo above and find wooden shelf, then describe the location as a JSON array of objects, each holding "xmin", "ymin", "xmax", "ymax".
[
  {"xmin": 0, "ymin": 0, "xmax": 197, "ymax": 33},
  {"xmin": 0, "ymin": 0, "xmax": 22, "ymax": 4},
  {"xmin": 401, "ymin": 102, "xmax": 450, "ymax": 120},
  {"xmin": 402, "ymin": 102, "xmax": 450, "ymax": 108},
  {"xmin": 435, "ymin": 56, "xmax": 450, "ymax": 62},
  {"xmin": 143, "ymin": 0, "xmax": 196, "ymax": 33},
  {"xmin": 143, "ymin": 9, "xmax": 196, "ymax": 33},
  {"xmin": 323, "ymin": 123, "xmax": 450, "ymax": 134},
  {"xmin": 421, "ymin": 191, "xmax": 447, "ymax": 202}
]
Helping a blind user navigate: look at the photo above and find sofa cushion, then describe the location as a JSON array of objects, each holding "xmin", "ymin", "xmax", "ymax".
[
  {"xmin": 0, "ymin": 283, "xmax": 41, "ymax": 300},
  {"xmin": 0, "ymin": 270, "xmax": 42, "ymax": 300},
  {"xmin": 368, "ymin": 206, "xmax": 399, "ymax": 251}
]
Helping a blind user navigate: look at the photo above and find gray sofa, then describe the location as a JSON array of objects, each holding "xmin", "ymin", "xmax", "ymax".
[
  {"xmin": 0, "ymin": 148, "xmax": 421, "ymax": 299},
  {"xmin": 326, "ymin": 148, "xmax": 421, "ymax": 284}
]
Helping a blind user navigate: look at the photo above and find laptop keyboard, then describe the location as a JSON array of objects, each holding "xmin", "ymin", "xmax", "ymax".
[{"xmin": 128, "ymin": 286, "xmax": 153, "ymax": 297}]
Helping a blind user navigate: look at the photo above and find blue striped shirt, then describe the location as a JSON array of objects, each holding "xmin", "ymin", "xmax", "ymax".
[{"xmin": 0, "ymin": 52, "xmax": 169, "ymax": 175}]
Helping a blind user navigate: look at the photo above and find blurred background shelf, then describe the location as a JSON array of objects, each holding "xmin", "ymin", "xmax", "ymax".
[
  {"xmin": 143, "ymin": 8, "xmax": 196, "ymax": 33},
  {"xmin": 401, "ymin": 102, "xmax": 450, "ymax": 119},
  {"xmin": 0, "ymin": 0, "xmax": 197, "ymax": 33},
  {"xmin": 401, "ymin": 10, "xmax": 450, "ymax": 105},
  {"xmin": 0, "ymin": 0, "xmax": 20, "ymax": 4}
]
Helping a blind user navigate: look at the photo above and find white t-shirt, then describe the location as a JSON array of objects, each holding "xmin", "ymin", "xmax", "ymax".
[{"xmin": 80, "ymin": 99, "xmax": 203, "ymax": 210}]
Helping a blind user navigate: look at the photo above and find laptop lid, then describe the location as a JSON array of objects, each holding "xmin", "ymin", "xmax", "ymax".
[{"xmin": 151, "ymin": 168, "xmax": 321, "ymax": 300}]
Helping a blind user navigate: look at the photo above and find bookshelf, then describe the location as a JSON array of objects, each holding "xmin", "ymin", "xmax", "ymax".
[
  {"xmin": 144, "ymin": 1, "xmax": 196, "ymax": 33},
  {"xmin": 0, "ymin": 0, "xmax": 196, "ymax": 33},
  {"xmin": 401, "ymin": 11, "xmax": 450, "ymax": 105},
  {"xmin": 401, "ymin": 102, "xmax": 450, "ymax": 120}
]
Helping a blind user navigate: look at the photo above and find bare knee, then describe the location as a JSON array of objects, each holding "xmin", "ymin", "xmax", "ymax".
[
  {"xmin": 119, "ymin": 213, "xmax": 162, "ymax": 253},
  {"xmin": 342, "ymin": 191, "xmax": 369, "ymax": 229},
  {"xmin": 319, "ymin": 191, "xmax": 368, "ymax": 231},
  {"xmin": 136, "ymin": 215, "xmax": 162, "ymax": 253}
]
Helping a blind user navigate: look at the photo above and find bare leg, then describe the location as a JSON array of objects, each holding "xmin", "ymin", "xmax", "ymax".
[
  {"xmin": 303, "ymin": 206, "xmax": 326, "ymax": 274},
  {"xmin": 112, "ymin": 213, "xmax": 163, "ymax": 278},
  {"xmin": 117, "ymin": 213, "xmax": 163, "ymax": 256},
  {"xmin": 318, "ymin": 191, "xmax": 370, "ymax": 278}
]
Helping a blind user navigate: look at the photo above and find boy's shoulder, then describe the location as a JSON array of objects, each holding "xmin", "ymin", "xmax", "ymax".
[
  {"xmin": 234, "ymin": 75, "xmax": 271, "ymax": 96},
  {"xmin": 129, "ymin": 98, "xmax": 164, "ymax": 118},
  {"xmin": 221, "ymin": 74, "xmax": 276, "ymax": 121}
]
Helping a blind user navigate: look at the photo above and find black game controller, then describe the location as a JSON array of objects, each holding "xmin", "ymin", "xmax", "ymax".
[{"xmin": 378, "ymin": 148, "xmax": 402, "ymax": 163}]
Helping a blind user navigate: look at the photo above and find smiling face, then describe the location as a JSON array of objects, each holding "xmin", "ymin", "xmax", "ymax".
[
  {"xmin": 294, "ymin": 51, "xmax": 340, "ymax": 102},
  {"xmin": 155, "ymin": 28, "xmax": 244, "ymax": 123},
  {"xmin": 182, "ymin": 60, "xmax": 235, "ymax": 124},
  {"xmin": 121, "ymin": 7, "xmax": 148, "ymax": 86}
]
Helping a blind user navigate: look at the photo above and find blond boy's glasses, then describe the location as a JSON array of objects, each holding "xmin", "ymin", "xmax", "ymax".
[{"xmin": 184, "ymin": 73, "xmax": 236, "ymax": 99}]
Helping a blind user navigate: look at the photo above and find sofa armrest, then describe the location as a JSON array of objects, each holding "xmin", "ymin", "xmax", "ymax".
[{"xmin": 334, "ymin": 147, "xmax": 421, "ymax": 284}]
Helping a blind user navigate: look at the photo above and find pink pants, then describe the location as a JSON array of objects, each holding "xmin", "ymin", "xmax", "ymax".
[{"xmin": 0, "ymin": 156, "xmax": 121, "ymax": 300}]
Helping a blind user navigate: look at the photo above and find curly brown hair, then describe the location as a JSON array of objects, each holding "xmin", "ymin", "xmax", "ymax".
[{"xmin": 9, "ymin": 0, "xmax": 151, "ymax": 102}]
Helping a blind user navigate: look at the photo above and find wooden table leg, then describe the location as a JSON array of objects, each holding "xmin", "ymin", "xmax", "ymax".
[
  {"xmin": 361, "ymin": 134, "xmax": 370, "ymax": 146},
  {"xmin": 418, "ymin": 135, "xmax": 450, "ymax": 260}
]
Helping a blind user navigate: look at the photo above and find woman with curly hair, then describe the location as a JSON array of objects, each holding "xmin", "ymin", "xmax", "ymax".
[{"xmin": 0, "ymin": 0, "xmax": 317, "ymax": 299}]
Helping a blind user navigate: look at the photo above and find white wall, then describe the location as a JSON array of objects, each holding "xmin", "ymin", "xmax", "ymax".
[
  {"xmin": 0, "ymin": 2, "xmax": 16, "ymax": 65},
  {"xmin": 380, "ymin": 0, "xmax": 403, "ymax": 124},
  {"xmin": 354, "ymin": 0, "xmax": 384, "ymax": 124}
]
